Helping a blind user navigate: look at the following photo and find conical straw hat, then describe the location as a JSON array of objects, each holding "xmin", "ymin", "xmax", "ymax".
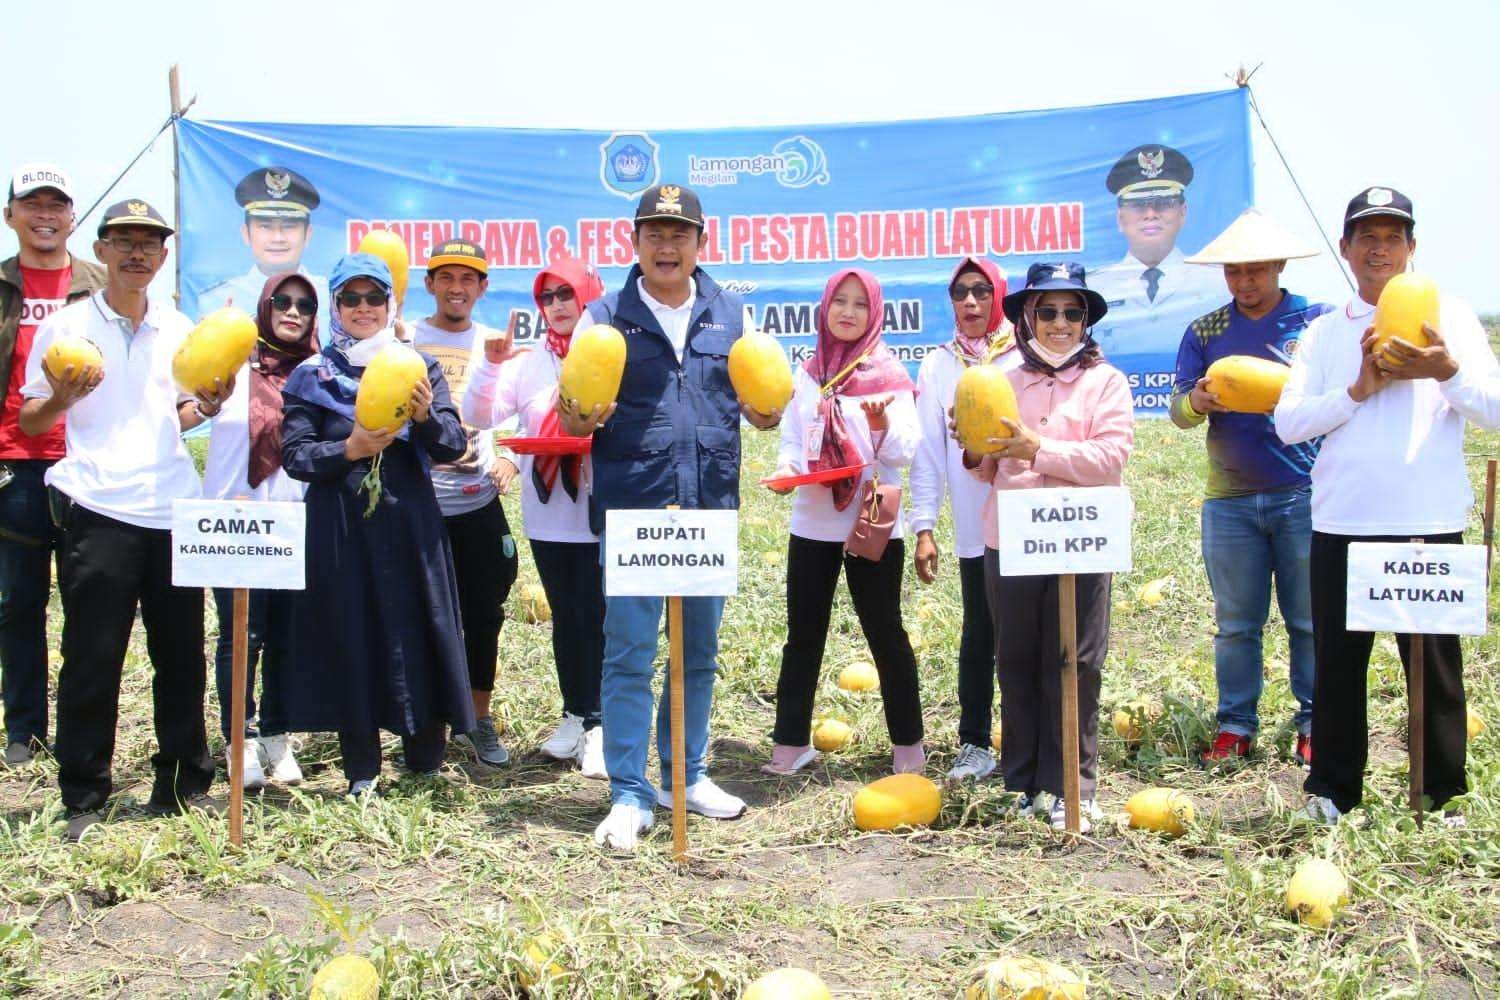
[{"xmin": 1185, "ymin": 208, "xmax": 1319, "ymax": 265}]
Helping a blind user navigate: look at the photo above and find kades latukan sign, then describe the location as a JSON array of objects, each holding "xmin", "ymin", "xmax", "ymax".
[{"xmin": 1345, "ymin": 543, "xmax": 1488, "ymax": 636}]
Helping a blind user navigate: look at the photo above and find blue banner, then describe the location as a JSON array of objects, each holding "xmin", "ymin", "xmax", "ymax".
[{"xmin": 178, "ymin": 89, "xmax": 1251, "ymax": 412}]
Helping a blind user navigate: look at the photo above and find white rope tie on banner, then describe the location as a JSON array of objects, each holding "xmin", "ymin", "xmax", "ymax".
[{"xmin": 1233, "ymin": 65, "xmax": 1355, "ymax": 294}]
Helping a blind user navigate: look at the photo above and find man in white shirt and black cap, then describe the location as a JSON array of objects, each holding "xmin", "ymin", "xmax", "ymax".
[
  {"xmin": 19, "ymin": 199, "xmax": 216, "ymax": 841},
  {"xmin": 1275, "ymin": 186, "xmax": 1500, "ymax": 826}
]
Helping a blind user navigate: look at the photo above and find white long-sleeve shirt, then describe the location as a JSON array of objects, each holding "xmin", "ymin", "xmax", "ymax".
[
  {"xmin": 461, "ymin": 340, "xmax": 595, "ymax": 543},
  {"xmin": 1274, "ymin": 293, "xmax": 1500, "ymax": 535},
  {"xmin": 908, "ymin": 341, "xmax": 1023, "ymax": 558},
  {"xmin": 201, "ymin": 369, "xmax": 306, "ymax": 503},
  {"xmin": 775, "ymin": 368, "xmax": 920, "ymax": 543}
]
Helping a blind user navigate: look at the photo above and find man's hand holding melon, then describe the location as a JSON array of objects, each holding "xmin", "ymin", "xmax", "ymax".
[{"xmin": 1376, "ymin": 322, "xmax": 1459, "ymax": 382}]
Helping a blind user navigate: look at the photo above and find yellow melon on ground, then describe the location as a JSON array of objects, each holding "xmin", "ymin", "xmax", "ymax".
[
  {"xmin": 743, "ymin": 967, "xmax": 832, "ymax": 1000},
  {"xmin": 1124, "ymin": 787, "xmax": 1194, "ymax": 837},
  {"xmin": 964, "ymin": 955, "xmax": 1086, "ymax": 999},
  {"xmin": 812, "ymin": 718, "xmax": 851, "ymax": 752},
  {"xmin": 1111, "ymin": 700, "xmax": 1161, "ymax": 742},
  {"xmin": 517, "ymin": 932, "xmax": 568, "ymax": 990},
  {"xmin": 953, "ymin": 364, "xmax": 1019, "ymax": 455},
  {"xmin": 853, "ymin": 773, "xmax": 941, "ymax": 831},
  {"xmin": 1285, "ymin": 858, "xmax": 1349, "ymax": 929},
  {"xmin": 558, "ymin": 324, "xmax": 626, "ymax": 415},
  {"xmin": 42, "ymin": 335, "xmax": 103, "ymax": 381},
  {"xmin": 991, "ymin": 722, "xmax": 1003, "ymax": 752},
  {"xmin": 518, "ymin": 583, "xmax": 551, "ymax": 624},
  {"xmin": 354, "ymin": 345, "xmax": 427, "ymax": 432},
  {"xmin": 1203, "ymin": 355, "xmax": 1290, "ymax": 414},
  {"xmin": 838, "ymin": 660, "xmax": 879, "ymax": 692},
  {"xmin": 728, "ymin": 330, "xmax": 793, "ymax": 416},
  {"xmin": 1468, "ymin": 708, "xmax": 1485, "ymax": 740},
  {"xmin": 310, "ymin": 954, "xmax": 379, "ymax": 1000},
  {"xmin": 1136, "ymin": 576, "xmax": 1170, "ymax": 606},
  {"xmin": 1373, "ymin": 272, "xmax": 1438, "ymax": 358},
  {"xmin": 173, "ymin": 307, "xmax": 257, "ymax": 396}
]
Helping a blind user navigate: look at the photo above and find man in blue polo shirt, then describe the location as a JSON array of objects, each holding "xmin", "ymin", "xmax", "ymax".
[
  {"xmin": 560, "ymin": 183, "xmax": 779, "ymax": 851},
  {"xmin": 1169, "ymin": 210, "xmax": 1332, "ymax": 768}
]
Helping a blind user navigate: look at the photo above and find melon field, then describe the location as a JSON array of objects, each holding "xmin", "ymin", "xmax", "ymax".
[{"xmin": 0, "ymin": 366, "xmax": 1496, "ymax": 997}]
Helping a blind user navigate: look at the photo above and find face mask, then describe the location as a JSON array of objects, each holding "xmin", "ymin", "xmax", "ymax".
[{"xmin": 1029, "ymin": 338, "xmax": 1084, "ymax": 367}]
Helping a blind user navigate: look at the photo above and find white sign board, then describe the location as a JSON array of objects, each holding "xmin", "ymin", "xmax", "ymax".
[
  {"xmin": 1346, "ymin": 542, "xmax": 1488, "ymax": 636},
  {"xmin": 997, "ymin": 486, "xmax": 1133, "ymax": 576},
  {"xmin": 605, "ymin": 509, "xmax": 739, "ymax": 597},
  {"xmin": 171, "ymin": 500, "xmax": 306, "ymax": 590}
]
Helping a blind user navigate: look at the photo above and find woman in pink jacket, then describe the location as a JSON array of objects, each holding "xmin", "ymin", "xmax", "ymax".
[{"xmin": 965, "ymin": 262, "xmax": 1134, "ymax": 833}]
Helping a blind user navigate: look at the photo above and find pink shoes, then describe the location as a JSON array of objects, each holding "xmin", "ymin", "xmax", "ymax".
[
  {"xmin": 761, "ymin": 744, "xmax": 819, "ymax": 775},
  {"xmin": 892, "ymin": 743, "xmax": 926, "ymax": 774}
]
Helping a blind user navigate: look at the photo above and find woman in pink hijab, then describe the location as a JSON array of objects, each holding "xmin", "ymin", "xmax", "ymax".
[{"xmin": 764, "ymin": 269, "xmax": 926, "ymax": 775}]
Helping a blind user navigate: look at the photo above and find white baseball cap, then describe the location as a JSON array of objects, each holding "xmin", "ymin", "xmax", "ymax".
[{"xmin": 8, "ymin": 163, "xmax": 73, "ymax": 203}]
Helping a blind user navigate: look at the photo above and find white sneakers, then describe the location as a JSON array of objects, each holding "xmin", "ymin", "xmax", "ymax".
[
  {"xmin": 656, "ymin": 778, "xmax": 747, "ymax": 819},
  {"xmin": 1048, "ymin": 796, "xmax": 1103, "ymax": 834},
  {"xmin": 259, "ymin": 734, "xmax": 303, "ymax": 784},
  {"xmin": 578, "ymin": 727, "xmax": 607, "ymax": 779},
  {"xmin": 947, "ymin": 743, "xmax": 996, "ymax": 782},
  {"xmin": 240, "ymin": 739, "xmax": 267, "ymax": 791},
  {"xmin": 594, "ymin": 803, "xmax": 653, "ymax": 851},
  {"xmin": 1298, "ymin": 795, "xmax": 1342, "ymax": 826},
  {"xmin": 541, "ymin": 714, "xmax": 586, "ymax": 760}
]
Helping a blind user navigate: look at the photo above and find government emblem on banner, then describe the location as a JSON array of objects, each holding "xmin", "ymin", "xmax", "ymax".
[{"xmin": 599, "ymin": 132, "xmax": 661, "ymax": 199}]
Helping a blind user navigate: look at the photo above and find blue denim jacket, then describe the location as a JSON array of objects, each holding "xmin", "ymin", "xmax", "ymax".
[{"xmin": 583, "ymin": 266, "xmax": 744, "ymax": 534}]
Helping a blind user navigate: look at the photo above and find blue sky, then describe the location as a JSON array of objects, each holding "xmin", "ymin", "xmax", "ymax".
[{"xmin": 7, "ymin": 0, "xmax": 1497, "ymax": 310}]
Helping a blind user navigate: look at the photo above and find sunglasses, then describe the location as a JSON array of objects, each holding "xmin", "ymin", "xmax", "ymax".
[
  {"xmin": 1035, "ymin": 305, "xmax": 1086, "ymax": 324},
  {"xmin": 337, "ymin": 290, "xmax": 387, "ymax": 308},
  {"xmin": 271, "ymin": 294, "xmax": 317, "ymax": 314},
  {"xmin": 948, "ymin": 282, "xmax": 994, "ymax": 302},
  {"xmin": 537, "ymin": 286, "xmax": 577, "ymax": 307}
]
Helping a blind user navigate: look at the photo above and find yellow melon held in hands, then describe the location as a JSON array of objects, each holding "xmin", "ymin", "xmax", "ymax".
[
  {"xmin": 172, "ymin": 307, "xmax": 258, "ymax": 396},
  {"xmin": 954, "ymin": 365, "xmax": 1020, "ymax": 455},
  {"xmin": 559, "ymin": 324, "xmax": 626, "ymax": 415},
  {"xmin": 1203, "ymin": 356, "xmax": 1290, "ymax": 414},
  {"xmin": 728, "ymin": 330, "xmax": 793, "ymax": 416},
  {"xmin": 354, "ymin": 345, "xmax": 428, "ymax": 433},
  {"xmin": 42, "ymin": 336, "xmax": 104, "ymax": 381},
  {"xmin": 1372, "ymin": 272, "xmax": 1439, "ymax": 360}
]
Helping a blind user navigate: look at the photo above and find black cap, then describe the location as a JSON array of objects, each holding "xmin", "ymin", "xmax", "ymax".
[
  {"xmin": 1106, "ymin": 144, "xmax": 1194, "ymax": 200},
  {"xmin": 1001, "ymin": 262, "xmax": 1108, "ymax": 327},
  {"xmin": 1343, "ymin": 186, "xmax": 1413, "ymax": 226},
  {"xmin": 426, "ymin": 238, "xmax": 488, "ymax": 276},
  {"xmin": 634, "ymin": 184, "xmax": 704, "ymax": 228},
  {"xmin": 235, "ymin": 166, "xmax": 320, "ymax": 218},
  {"xmin": 97, "ymin": 198, "xmax": 174, "ymax": 238}
]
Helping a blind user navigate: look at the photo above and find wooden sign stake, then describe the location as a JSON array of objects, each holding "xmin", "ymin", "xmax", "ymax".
[
  {"xmin": 666, "ymin": 506, "xmax": 688, "ymax": 864},
  {"xmin": 1407, "ymin": 537, "xmax": 1425, "ymax": 826},
  {"xmin": 1059, "ymin": 573, "xmax": 1082, "ymax": 836},
  {"xmin": 228, "ymin": 587, "xmax": 248, "ymax": 847}
]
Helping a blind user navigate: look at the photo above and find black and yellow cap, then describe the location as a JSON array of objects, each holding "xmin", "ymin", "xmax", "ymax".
[
  {"xmin": 1106, "ymin": 144, "xmax": 1194, "ymax": 201},
  {"xmin": 97, "ymin": 198, "xmax": 174, "ymax": 237},
  {"xmin": 634, "ymin": 183, "xmax": 704, "ymax": 228},
  {"xmin": 426, "ymin": 238, "xmax": 488, "ymax": 275},
  {"xmin": 235, "ymin": 166, "xmax": 320, "ymax": 218}
]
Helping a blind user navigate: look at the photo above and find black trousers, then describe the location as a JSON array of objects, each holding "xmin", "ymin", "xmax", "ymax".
[
  {"xmin": 984, "ymin": 548, "xmax": 1110, "ymax": 800},
  {"xmin": 529, "ymin": 538, "xmax": 605, "ymax": 728},
  {"xmin": 773, "ymin": 535, "xmax": 923, "ymax": 747},
  {"xmin": 339, "ymin": 721, "xmax": 447, "ymax": 784},
  {"xmin": 1306, "ymin": 531, "xmax": 1468, "ymax": 813},
  {"xmin": 0, "ymin": 459, "xmax": 62, "ymax": 747},
  {"xmin": 52, "ymin": 498, "xmax": 213, "ymax": 812},
  {"xmin": 443, "ymin": 498, "xmax": 518, "ymax": 694},
  {"xmin": 955, "ymin": 554, "xmax": 999, "ymax": 748}
]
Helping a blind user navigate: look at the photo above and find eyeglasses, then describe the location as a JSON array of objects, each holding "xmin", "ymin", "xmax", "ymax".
[
  {"xmin": 1035, "ymin": 306, "xmax": 1086, "ymax": 324},
  {"xmin": 337, "ymin": 290, "xmax": 387, "ymax": 308},
  {"xmin": 948, "ymin": 282, "xmax": 994, "ymax": 302},
  {"xmin": 1120, "ymin": 195, "xmax": 1184, "ymax": 214},
  {"xmin": 103, "ymin": 235, "xmax": 164, "ymax": 256},
  {"xmin": 271, "ymin": 294, "xmax": 317, "ymax": 314},
  {"xmin": 537, "ymin": 287, "xmax": 577, "ymax": 307}
]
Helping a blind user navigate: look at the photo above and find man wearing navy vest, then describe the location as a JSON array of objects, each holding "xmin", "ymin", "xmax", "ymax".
[{"xmin": 561, "ymin": 183, "xmax": 779, "ymax": 851}]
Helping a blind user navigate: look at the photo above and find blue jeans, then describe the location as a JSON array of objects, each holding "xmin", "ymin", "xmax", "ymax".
[
  {"xmin": 0, "ymin": 461, "xmax": 62, "ymax": 746},
  {"xmin": 1201, "ymin": 485, "xmax": 1314, "ymax": 737},
  {"xmin": 601, "ymin": 592, "xmax": 725, "ymax": 811},
  {"xmin": 212, "ymin": 587, "xmax": 290, "ymax": 742}
]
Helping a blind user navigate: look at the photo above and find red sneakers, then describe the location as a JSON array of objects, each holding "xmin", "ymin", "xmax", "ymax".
[
  {"xmin": 1294, "ymin": 733, "xmax": 1312, "ymax": 768},
  {"xmin": 1200, "ymin": 730, "xmax": 1251, "ymax": 766}
]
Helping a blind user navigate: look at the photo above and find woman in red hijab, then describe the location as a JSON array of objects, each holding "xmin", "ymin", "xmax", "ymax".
[
  {"xmin": 461, "ymin": 258, "xmax": 609, "ymax": 777},
  {"xmin": 197, "ymin": 272, "xmax": 319, "ymax": 791},
  {"xmin": 763, "ymin": 269, "xmax": 926, "ymax": 775}
]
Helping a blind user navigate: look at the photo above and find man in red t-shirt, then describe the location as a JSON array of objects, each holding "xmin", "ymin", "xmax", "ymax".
[{"xmin": 0, "ymin": 164, "xmax": 105, "ymax": 764}]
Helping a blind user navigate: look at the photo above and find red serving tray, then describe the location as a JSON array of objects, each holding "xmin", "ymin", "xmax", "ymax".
[
  {"xmin": 501, "ymin": 435, "xmax": 592, "ymax": 456},
  {"xmin": 761, "ymin": 463, "xmax": 868, "ymax": 490}
]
